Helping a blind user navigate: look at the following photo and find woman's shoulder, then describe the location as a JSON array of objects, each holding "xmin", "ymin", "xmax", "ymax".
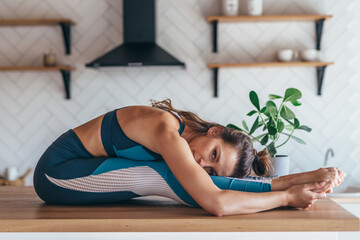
[{"xmin": 117, "ymin": 105, "xmax": 181, "ymax": 129}]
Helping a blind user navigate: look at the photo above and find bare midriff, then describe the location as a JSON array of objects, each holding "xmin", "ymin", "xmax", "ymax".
[{"xmin": 73, "ymin": 114, "xmax": 108, "ymax": 157}]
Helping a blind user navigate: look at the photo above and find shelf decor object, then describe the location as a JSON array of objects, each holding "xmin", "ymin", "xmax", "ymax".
[
  {"xmin": 0, "ymin": 66, "xmax": 76, "ymax": 99},
  {"xmin": 0, "ymin": 19, "xmax": 75, "ymax": 54},
  {"xmin": 206, "ymin": 15, "xmax": 333, "ymax": 52},
  {"xmin": 208, "ymin": 61, "xmax": 334, "ymax": 97}
]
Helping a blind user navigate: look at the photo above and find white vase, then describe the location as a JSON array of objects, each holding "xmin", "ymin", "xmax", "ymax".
[
  {"xmin": 270, "ymin": 155, "xmax": 289, "ymax": 177},
  {"xmin": 222, "ymin": 0, "xmax": 239, "ymax": 16},
  {"xmin": 246, "ymin": 0, "xmax": 263, "ymax": 16}
]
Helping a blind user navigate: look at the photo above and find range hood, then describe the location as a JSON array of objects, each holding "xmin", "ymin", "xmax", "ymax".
[{"xmin": 86, "ymin": 0, "xmax": 185, "ymax": 68}]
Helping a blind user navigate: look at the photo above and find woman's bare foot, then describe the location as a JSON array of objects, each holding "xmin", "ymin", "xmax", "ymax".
[
  {"xmin": 271, "ymin": 167, "xmax": 345, "ymax": 191},
  {"xmin": 298, "ymin": 167, "xmax": 345, "ymax": 186}
]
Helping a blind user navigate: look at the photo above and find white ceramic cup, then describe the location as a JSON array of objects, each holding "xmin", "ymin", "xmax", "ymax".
[
  {"xmin": 277, "ymin": 49, "xmax": 299, "ymax": 62},
  {"xmin": 246, "ymin": 0, "xmax": 263, "ymax": 16},
  {"xmin": 4, "ymin": 167, "xmax": 19, "ymax": 181},
  {"xmin": 222, "ymin": 0, "xmax": 239, "ymax": 16},
  {"xmin": 300, "ymin": 49, "xmax": 319, "ymax": 61}
]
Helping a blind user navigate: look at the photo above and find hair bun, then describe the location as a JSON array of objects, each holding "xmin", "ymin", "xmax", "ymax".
[{"xmin": 252, "ymin": 149, "xmax": 273, "ymax": 177}]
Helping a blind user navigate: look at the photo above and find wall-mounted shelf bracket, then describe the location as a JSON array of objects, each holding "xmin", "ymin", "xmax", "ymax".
[
  {"xmin": 212, "ymin": 20, "xmax": 218, "ymax": 53},
  {"xmin": 60, "ymin": 70, "xmax": 71, "ymax": 99},
  {"xmin": 315, "ymin": 19, "xmax": 325, "ymax": 50},
  {"xmin": 213, "ymin": 68, "xmax": 219, "ymax": 97},
  {"xmin": 316, "ymin": 66, "xmax": 327, "ymax": 95},
  {"xmin": 60, "ymin": 22, "xmax": 72, "ymax": 55}
]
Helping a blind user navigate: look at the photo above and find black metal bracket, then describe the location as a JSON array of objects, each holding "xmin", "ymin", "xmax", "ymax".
[
  {"xmin": 60, "ymin": 70, "xmax": 71, "ymax": 99},
  {"xmin": 60, "ymin": 22, "xmax": 72, "ymax": 55},
  {"xmin": 213, "ymin": 68, "xmax": 219, "ymax": 97},
  {"xmin": 316, "ymin": 66, "xmax": 327, "ymax": 95},
  {"xmin": 212, "ymin": 20, "xmax": 218, "ymax": 53},
  {"xmin": 315, "ymin": 19, "xmax": 325, "ymax": 50}
]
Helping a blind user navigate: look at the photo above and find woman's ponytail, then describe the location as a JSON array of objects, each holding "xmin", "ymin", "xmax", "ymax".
[{"xmin": 252, "ymin": 149, "xmax": 273, "ymax": 177}]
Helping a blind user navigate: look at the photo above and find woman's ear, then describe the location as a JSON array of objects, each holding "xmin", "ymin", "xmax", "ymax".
[{"xmin": 207, "ymin": 126, "xmax": 224, "ymax": 137}]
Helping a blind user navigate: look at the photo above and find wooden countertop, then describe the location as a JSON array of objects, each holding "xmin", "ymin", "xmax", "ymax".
[{"xmin": 0, "ymin": 186, "xmax": 359, "ymax": 232}]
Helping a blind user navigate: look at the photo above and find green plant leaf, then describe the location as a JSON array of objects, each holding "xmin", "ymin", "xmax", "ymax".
[
  {"xmin": 277, "ymin": 121, "xmax": 285, "ymax": 133},
  {"xmin": 247, "ymin": 110, "xmax": 257, "ymax": 116},
  {"xmin": 242, "ymin": 120, "xmax": 249, "ymax": 132},
  {"xmin": 280, "ymin": 105, "xmax": 295, "ymax": 119},
  {"xmin": 269, "ymin": 94, "xmax": 282, "ymax": 100},
  {"xmin": 267, "ymin": 142, "xmax": 277, "ymax": 157},
  {"xmin": 294, "ymin": 118, "xmax": 300, "ymax": 129},
  {"xmin": 284, "ymin": 125, "xmax": 294, "ymax": 131},
  {"xmin": 268, "ymin": 125, "xmax": 277, "ymax": 136},
  {"xmin": 284, "ymin": 88, "xmax": 302, "ymax": 102},
  {"xmin": 290, "ymin": 99, "xmax": 302, "ymax": 106},
  {"xmin": 298, "ymin": 125, "xmax": 312, "ymax": 132},
  {"xmin": 260, "ymin": 106, "xmax": 267, "ymax": 113},
  {"xmin": 260, "ymin": 134, "xmax": 269, "ymax": 145},
  {"xmin": 227, "ymin": 124, "xmax": 243, "ymax": 131},
  {"xmin": 254, "ymin": 133, "xmax": 267, "ymax": 141},
  {"xmin": 282, "ymin": 133, "xmax": 306, "ymax": 144},
  {"xmin": 266, "ymin": 101, "xmax": 277, "ymax": 119},
  {"xmin": 249, "ymin": 117, "xmax": 260, "ymax": 135},
  {"xmin": 249, "ymin": 91, "xmax": 260, "ymax": 110},
  {"xmin": 263, "ymin": 108, "xmax": 270, "ymax": 117}
]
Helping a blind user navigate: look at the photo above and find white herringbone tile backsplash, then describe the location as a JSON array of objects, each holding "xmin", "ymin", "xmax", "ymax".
[{"xmin": 0, "ymin": 0, "xmax": 359, "ymax": 190}]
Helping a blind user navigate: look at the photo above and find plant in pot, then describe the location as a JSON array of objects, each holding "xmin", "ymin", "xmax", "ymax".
[{"xmin": 227, "ymin": 88, "xmax": 311, "ymax": 176}]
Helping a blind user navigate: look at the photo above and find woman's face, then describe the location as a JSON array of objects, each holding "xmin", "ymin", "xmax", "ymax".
[{"xmin": 188, "ymin": 133, "xmax": 238, "ymax": 177}]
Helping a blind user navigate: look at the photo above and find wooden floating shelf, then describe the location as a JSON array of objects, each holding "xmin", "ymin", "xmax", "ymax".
[
  {"xmin": 0, "ymin": 19, "xmax": 75, "ymax": 54},
  {"xmin": 206, "ymin": 14, "xmax": 333, "ymax": 23},
  {"xmin": 0, "ymin": 65, "xmax": 75, "ymax": 100},
  {"xmin": 0, "ymin": 19, "xmax": 75, "ymax": 26},
  {"xmin": 209, "ymin": 62, "xmax": 334, "ymax": 97},
  {"xmin": 0, "ymin": 66, "xmax": 75, "ymax": 71},
  {"xmin": 208, "ymin": 61, "xmax": 334, "ymax": 68}
]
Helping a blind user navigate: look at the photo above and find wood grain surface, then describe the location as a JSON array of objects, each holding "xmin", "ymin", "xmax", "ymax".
[
  {"xmin": 0, "ymin": 186, "xmax": 358, "ymax": 232},
  {"xmin": 206, "ymin": 15, "xmax": 333, "ymax": 23},
  {"xmin": 0, "ymin": 66, "xmax": 75, "ymax": 71},
  {"xmin": 208, "ymin": 62, "xmax": 334, "ymax": 68},
  {"xmin": 0, "ymin": 19, "xmax": 75, "ymax": 26}
]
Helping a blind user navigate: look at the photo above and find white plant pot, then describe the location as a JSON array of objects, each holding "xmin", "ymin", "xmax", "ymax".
[{"xmin": 270, "ymin": 155, "xmax": 289, "ymax": 177}]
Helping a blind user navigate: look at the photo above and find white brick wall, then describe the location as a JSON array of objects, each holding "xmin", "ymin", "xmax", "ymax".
[{"xmin": 0, "ymin": 0, "xmax": 359, "ymax": 190}]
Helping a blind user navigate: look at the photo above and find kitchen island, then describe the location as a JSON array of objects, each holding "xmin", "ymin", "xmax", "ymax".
[{"xmin": 0, "ymin": 186, "xmax": 359, "ymax": 239}]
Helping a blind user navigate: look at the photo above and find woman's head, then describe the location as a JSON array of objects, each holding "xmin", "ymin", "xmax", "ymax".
[{"xmin": 151, "ymin": 99, "xmax": 273, "ymax": 178}]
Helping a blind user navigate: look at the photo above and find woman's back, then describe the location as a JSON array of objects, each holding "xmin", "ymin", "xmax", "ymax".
[{"xmin": 73, "ymin": 106, "xmax": 182, "ymax": 158}]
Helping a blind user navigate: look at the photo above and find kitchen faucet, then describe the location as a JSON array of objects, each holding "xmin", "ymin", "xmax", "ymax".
[{"xmin": 324, "ymin": 148, "xmax": 334, "ymax": 167}]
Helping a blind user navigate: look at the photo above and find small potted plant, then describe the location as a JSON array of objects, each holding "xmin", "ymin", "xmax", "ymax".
[{"xmin": 227, "ymin": 88, "xmax": 311, "ymax": 176}]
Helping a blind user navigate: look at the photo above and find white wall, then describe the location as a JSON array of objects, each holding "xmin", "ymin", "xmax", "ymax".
[{"xmin": 0, "ymin": 0, "xmax": 359, "ymax": 189}]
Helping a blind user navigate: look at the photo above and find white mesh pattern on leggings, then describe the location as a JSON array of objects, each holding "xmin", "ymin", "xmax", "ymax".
[{"xmin": 45, "ymin": 166, "xmax": 189, "ymax": 206}]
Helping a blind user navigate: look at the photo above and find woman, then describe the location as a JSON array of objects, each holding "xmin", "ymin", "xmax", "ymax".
[{"xmin": 33, "ymin": 99, "xmax": 344, "ymax": 216}]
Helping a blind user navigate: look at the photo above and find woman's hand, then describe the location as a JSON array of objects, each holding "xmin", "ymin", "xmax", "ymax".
[{"xmin": 285, "ymin": 182, "xmax": 327, "ymax": 210}]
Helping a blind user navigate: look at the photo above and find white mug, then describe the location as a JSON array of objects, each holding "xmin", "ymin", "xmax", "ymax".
[
  {"xmin": 277, "ymin": 49, "xmax": 299, "ymax": 62},
  {"xmin": 5, "ymin": 167, "xmax": 19, "ymax": 181},
  {"xmin": 246, "ymin": 0, "xmax": 263, "ymax": 16},
  {"xmin": 300, "ymin": 49, "xmax": 319, "ymax": 61},
  {"xmin": 222, "ymin": 0, "xmax": 239, "ymax": 16}
]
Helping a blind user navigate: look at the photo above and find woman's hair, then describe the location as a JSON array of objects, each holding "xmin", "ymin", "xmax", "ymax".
[{"xmin": 150, "ymin": 99, "xmax": 273, "ymax": 177}]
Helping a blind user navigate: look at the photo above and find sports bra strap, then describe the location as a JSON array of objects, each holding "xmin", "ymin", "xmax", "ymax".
[{"xmin": 168, "ymin": 110, "xmax": 185, "ymax": 135}]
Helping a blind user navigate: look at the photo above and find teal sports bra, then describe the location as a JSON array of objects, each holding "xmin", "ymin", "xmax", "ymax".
[{"xmin": 101, "ymin": 108, "xmax": 185, "ymax": 160}]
